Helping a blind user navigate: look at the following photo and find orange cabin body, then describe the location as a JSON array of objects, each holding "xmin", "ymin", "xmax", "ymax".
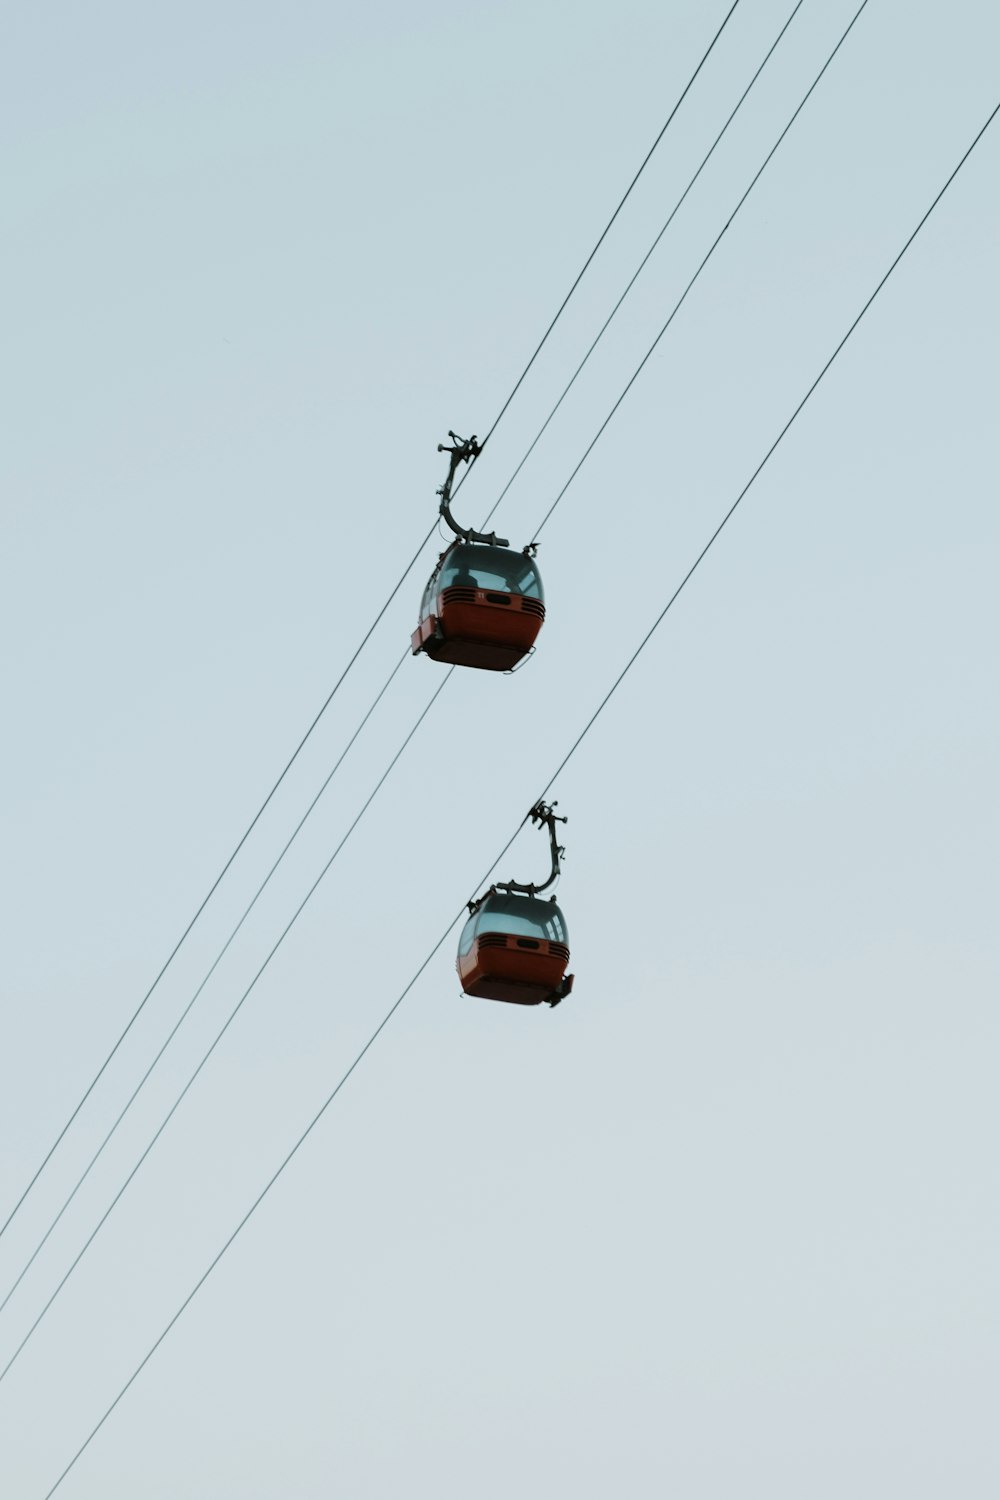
[
  {"xmin": 412, "ymin": 542, "xmax": 545, "ymax": 673},
  {"xmin": 456, "ymin": 892, "xmax": 571, "ymax": 1008}
]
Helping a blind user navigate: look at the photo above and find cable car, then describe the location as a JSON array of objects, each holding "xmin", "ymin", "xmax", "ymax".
[
  {"xmin": 458, "ymin": 802, "xmax": 574, "ymax": 1008},
  {"xmin": 412, "ymin": 432, "xmax": 545, "ymax": 672}
]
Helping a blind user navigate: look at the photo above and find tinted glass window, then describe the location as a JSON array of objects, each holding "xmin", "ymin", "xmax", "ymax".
[
  {"xmin": 472, "ymin": 892, "xmax": 568, "ymax": 945},
  {"xmin": 439, "ymin": 543, "xmax": 543, "ymax": 602},
  {"xmin": 421, "ymin": 571, "xmax": 438, "ymax": 617},
  {"xmin": 458, "ymin": 911, "xmax": 478, "ymax": 957}
]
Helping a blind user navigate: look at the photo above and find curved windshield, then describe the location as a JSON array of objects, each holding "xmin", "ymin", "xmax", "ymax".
[
  {"xmin": 421, "ymin": 568, "xmax": 440, "ymax": 618},
  {"xmin": 469, "ymin": 892, "xmax": 568, "ymax": 946},
  {"xmin": 458, "ymin": 910, "xmax": 479, "ymax": 957},
  {"xmin": 439, "ymin": 543, "xmax": 543, "ymax": 602}
]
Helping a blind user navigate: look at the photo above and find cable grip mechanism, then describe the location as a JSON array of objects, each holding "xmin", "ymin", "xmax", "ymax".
[
  {"xmin": 436, "ymin": 431, "xmax": 509, "ymax": 548},
  {"xmin": 488, "ymin": 800, "xmax": 567, "ymax": 901}
]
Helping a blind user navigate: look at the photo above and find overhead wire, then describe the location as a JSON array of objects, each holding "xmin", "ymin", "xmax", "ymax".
[
  {"xmin": 6, "ymin": 0, "xmax": 773, "ymax": 1315},
  {"xmin": 0, "ymin": 669, "xmax": 456, "ymax": 1391},
  {"xmin": 0, "ymin": 522, "xmax": 434, "ymax": 1248},
  {"xmin": 0, "ymin": 648, "xmax": 409, "ymax": 1322},
  {"xmin": 477, "ymin": 0, "xmax": 744, "ymax": 446},
  {"xmin": 479, "ymin": 0, "xmax": 807, "ymax": 533},
  {"xmin": 532, "ymin": 0, "xmax": 870, "ymax": 542},
  {"xmin": 0, "ymin": 0, "xmax": 740, "ymax": 1249},
  {"xmin": 42, "ymin": 94, "xmax": 1000, "ymax": 1495},
  {"xmin": 1, "ymin": 0, "xmax": 863, "ymax": 1376}
]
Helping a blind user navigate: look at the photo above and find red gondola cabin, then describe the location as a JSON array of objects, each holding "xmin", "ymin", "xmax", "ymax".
[
  {"xmin": 458, "ymin": 801, "xmax": 574, "ymax": 1009},
  {"xmin": 412, "ymin": 540, "xmax": 545, "ymax": 672},
  {"xmin": 457, "ymin": 890, "xmax": 572, "ymax": 1007}
]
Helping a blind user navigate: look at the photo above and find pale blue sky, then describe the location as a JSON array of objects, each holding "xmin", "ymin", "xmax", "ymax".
[{"xmin": 2, "ymin": 2, "xmax": 998, "ymax": 1495}]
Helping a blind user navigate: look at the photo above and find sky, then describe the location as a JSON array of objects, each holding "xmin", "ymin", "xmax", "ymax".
[{"xmin": 2, "ymin": 1, "xmax": 998, "ymax": 1495}]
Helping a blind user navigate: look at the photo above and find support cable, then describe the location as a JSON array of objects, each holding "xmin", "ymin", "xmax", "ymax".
[
  {"xmin": 0, "ymin": 527, "xmax": 433, "ymax": 1249},
  {"xmin": 479, "ymin": 0, "xmax": 807, "ymax": 533},
  {"xmin": 477, "ymin": 0, "xmax": 744, "ymax": 447},
  {"xmin": 0, "ymin": 0, "xmax": 862, "ymax": 1361},
  {"xmin": 0, "ymin": 0, "xmax": 750, "ymax": 1308},
  {"xmin": 42, "ymin": 94, "xmax": 1000, "ymax": 1497},
  {"xmin": 0, "ymin": 670, "xmax": 455, "ymax": 1391},
  {"xmin": 531, "ymin": 0, "xmax": 869, "ymax": 542},
  {"xmin": 0, "ymin": 650, "xmax": 410, "ymax": 1323},
  {"xmin": 0, "ymin": 0, "xmax": 735, "ymax": 1246}
]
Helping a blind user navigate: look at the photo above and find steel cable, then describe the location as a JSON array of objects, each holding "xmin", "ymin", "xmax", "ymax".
[
  {"xmin": 0, "ymin": 650, "xmax": 409, "ymax": 1322},
  {"xmin": 477, "ymin": 0, "xmax": 744, "ymax": 447},
  {"xmin": 1, "ymin": 0, "xmax": 863, "ymax": 1374},
  {"xmin": 0, "ymin": 2, "xmax": 737, "ymax": 1248},
  {"xmin": 0, "ymin": 524, "xmax": 434, "ymax": 1248},
  {"xmin": 479, "ymin": 0, "xmax": 808, "ymax": 534},
  {"xmin": 531, "ymin": 0, "xmax": 870, "ymax": 542},
  {"xmin": 43, "ymin": 95, "xmax": 1000, "ymax": 1495},
  {"xmin": 0, "ymin": 670, "xmax": 456, "ymax": 1393}
]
